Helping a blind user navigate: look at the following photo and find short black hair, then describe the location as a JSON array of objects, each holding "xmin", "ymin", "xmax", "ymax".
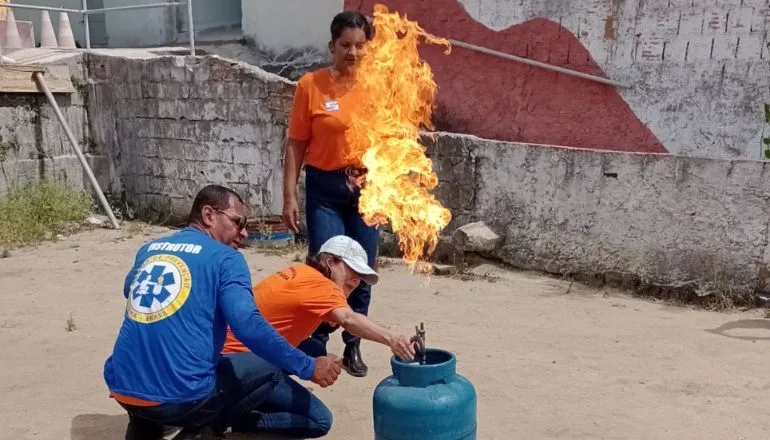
[
  {"xmin": 187, "ymin": 184, "xmax": 244, "ymax": 225},
  {"xmin": 331, "ymin": 10, "xmax": 373, "ymax": 42}
]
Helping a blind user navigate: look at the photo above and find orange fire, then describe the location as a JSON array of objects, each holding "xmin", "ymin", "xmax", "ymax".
[{"xmin": 346, "ymin": 4, "xmax": 452, "ymax": 267}]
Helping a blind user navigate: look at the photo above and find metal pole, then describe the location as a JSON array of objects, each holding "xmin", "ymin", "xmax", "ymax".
[
  {"xmin": 33, "ymin": 72, "xmax": 121, "ymax": 230},
  {"xmin": 447, "ymin": 39, "xmax": 631, "ymax": 89},
  {"xmin": 0, "ymin": 3, "xmax": 81, "ymax": 14},
  {"xmin": 361, "ymin": 13, "xmax": 629, "ymax": 88},
  {"xmin": 83, "ymin": 2, "xmax": 181, "ymax": 14},
  {"xmin": 82, "ymin": 0, "xmax": 91, "ymax": 50},
  {"xmin": 187, "ymin": 0, "xmax": 195, "ymax": 55}
]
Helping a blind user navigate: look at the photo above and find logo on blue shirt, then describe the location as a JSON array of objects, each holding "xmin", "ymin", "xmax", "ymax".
[{"xmin": 127, "ymin": 254, "xmax": 192, "ymax": 324}]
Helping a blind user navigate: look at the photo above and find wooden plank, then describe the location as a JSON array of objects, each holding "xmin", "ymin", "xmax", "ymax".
[{"xmin": 0, "ymin": 64, "xmax": 76, "ymax": 94}]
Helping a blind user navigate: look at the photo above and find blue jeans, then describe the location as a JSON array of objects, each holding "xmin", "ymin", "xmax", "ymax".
[
  {"xmin": 119, "ymin": 353, "xmax": 281, "ymax": 439},
  {"xmin": 304, "ymin": 165, "xmax": 380, "ymax": 346},
  {"xmin": 226, "ymin": 350, "xmax": 333, "ymax": 438}
]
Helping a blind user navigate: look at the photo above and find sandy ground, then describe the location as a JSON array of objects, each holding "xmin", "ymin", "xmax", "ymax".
[{"xmin": 2, "ymin": 223, "xmax": 770, "ymax": 440}]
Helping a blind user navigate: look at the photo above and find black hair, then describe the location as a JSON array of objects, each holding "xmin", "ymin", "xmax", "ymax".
[
  {"xmin": 331, "ymin": 10, "xmax": 373, "ymax": 42},
  {"xmin": 187, "ymin": 184, "xmax": 244, "ymax": 225}
]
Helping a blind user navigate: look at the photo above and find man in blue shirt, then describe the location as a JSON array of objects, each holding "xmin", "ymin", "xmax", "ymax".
[{"xmin": 104, "ymin": 185, "xmax": 342, "ymax": 440}]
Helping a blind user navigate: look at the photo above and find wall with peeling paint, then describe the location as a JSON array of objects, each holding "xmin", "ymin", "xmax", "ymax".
[
  {"xmin": 339, "ymin": 0, "xmax": 770, "ymax": 159},
  {"xmin": 426, "ymin": 131, "xmax": 770, "ymax": 302}
]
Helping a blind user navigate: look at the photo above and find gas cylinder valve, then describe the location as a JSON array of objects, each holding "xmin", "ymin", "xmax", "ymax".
[{"xmin": 413, "ymin": 322, "xmax": 426, "ymax": 365}]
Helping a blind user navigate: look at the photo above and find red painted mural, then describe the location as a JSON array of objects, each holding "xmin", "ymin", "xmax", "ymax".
[{"xmin": 345, "ymin": 0, "xmax": 668, "ymax": 154}]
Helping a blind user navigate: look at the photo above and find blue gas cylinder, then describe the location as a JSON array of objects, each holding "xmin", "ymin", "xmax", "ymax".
[{"xmin": 372, "ymin": 348, "xmax": 477, "ymax": 439}]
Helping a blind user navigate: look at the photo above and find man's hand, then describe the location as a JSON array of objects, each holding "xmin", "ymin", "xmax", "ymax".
[
  {"xmin": 390, "ymin": 334, "xmax": 417, "ymax": 362},
  {"xmin": 311, "ymin": 354, "xmax": 343, "ymax": 387}
]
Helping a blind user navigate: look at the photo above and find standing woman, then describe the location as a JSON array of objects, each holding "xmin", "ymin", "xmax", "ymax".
[{"xmin": 281, "ymin": 11, "xmax": 378, "ymax": 377}]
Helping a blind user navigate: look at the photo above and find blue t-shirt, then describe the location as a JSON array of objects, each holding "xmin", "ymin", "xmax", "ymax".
[{"xmin": 104, "ymin": 227, "xmax": 316, "ymax": 404}]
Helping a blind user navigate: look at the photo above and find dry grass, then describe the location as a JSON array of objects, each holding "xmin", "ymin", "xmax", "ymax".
[
  {"xmin": 0, "ymin": 180, "xmax": 93, "ymax": 248},
  {"xmin": 245, "ymin": 237, "xmax": 308, "ymax": 258}
]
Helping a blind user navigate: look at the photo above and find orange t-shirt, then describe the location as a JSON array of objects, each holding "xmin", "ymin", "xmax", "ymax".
[
  {"xmin": 288, "ymin": 68, "xmax": 366, "ymax": 171},
  {"xmin": 222, "ymin": 264, "xmax": 349, "ymax": 354}
]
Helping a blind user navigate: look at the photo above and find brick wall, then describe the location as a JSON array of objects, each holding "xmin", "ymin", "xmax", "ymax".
[
  {"xmin": 87, "ymin": 55, "xmax": 296, "ymax": 222},
  {"xmin": 0, "ymin": 54, "xmax": 111, "ymax": 196}
]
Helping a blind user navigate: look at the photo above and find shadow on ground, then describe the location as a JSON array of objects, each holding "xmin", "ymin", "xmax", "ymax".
[
  {"xmin": 71, "ymin": 414, "xmax": 127, "ymax": 439},
  {"xmin": 70, "ymin": 414, "xmax": 290, "ymax": 439},
  {"xmin": 706, "ymin": 319, "xmax": 770, "ymax": 341},
  {"xmin": 228, "ymin": 434, "xmax": 288, "ymax": 440}
]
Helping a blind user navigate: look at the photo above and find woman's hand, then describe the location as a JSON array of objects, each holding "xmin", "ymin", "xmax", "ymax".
[
  {"xmin": 390, "ymin": 334, "xmax": 417, "ymax": 362},
  {"xmin": 282, "ymin": 196, "xmax": 300, "ymax": 233}
]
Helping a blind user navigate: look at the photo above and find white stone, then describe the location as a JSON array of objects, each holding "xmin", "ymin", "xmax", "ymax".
[
  {"xmin": 452, "ymin": 221, "xmax": 501, "ymax": 253},
  {"xmin": 85, "ymin": 215, "xmax": 108, "ymax": 227}
]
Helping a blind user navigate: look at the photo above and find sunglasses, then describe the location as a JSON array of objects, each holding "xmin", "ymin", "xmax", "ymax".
[{"xmin": 214, "ymin": 209, "xmax": 248, "ymax": 230}]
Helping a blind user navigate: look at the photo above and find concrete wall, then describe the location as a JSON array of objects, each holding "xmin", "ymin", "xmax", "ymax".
[
  {"xmin": 3, "ymin": 50, "xmax": 768, "ymax": 302},
  {"xmin": 86, "ymin": 54, "xmax": 294, "ymax": 221},
  {"xmin": 240, "ymin": 0, "xmax": 339, "ymax": 79},
  {"xmin": 242, "ymin": 0, "xmax": 341, "ymax": 53},
  {"xmin": 189, "ymin": 0, "xmax": 241, "ymax": 33},
  {"xmin": 103, "ymin": 0, "xmax": 241, "ymax": 48},
  {"xmin": 0, "ymin": 54, "xmax": 111, "ymax": 195},
  {"xmin": 425, "ymin": 133, "xmax": 770, "ymax": 301},
  {"xmin": 102, "ymin": 0, "xmax": 177, "ymax": 48},
  {"xmin": 81, "ymin": 51, "xmax": 770, "ymax": 301},
  {"xmin": 342, "ymin": 0, "xmax": 770, "ymax": 159}
]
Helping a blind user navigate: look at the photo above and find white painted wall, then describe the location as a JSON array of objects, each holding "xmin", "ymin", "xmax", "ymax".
[
  {"xmin": 456, "ymin": 0, "xmax": 770, "ymax": 159},
  {"xmin": 103, "ymin": 0, "xmax": 177, "ymax": 48},
  {"xmin": 189, "ymin": 0, "xmax": 241, "ymax": 33},
  {"xmin": 242, "ymin": 0, "xmax": 343, "ymax": 53}
]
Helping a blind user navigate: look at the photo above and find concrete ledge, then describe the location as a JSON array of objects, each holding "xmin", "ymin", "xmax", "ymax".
[{"xmin": 425, "ymin": 132, "xmax": 770, "ymax": 305}]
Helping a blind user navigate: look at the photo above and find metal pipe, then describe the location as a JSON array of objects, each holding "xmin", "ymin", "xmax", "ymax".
[
  {"xmin": 33, "ymin": 72, "xmax": 120, "ymax": 230},
  {"xmin": 83, "ymin": 2, "xmax": 181, "ymax": 14},
  {"xmin": 82, "ymin": 0, "xmax": 91, "ymax": 50},
  {"xmin": 361, "ymin": 12, "xmax": 629, "ymax": 88},
  {"xmin": 0, "ymin": 3, "xmax": 81, "ymax": 14},
  {"xmin": 187, "ymin": 0, "xmax": 195, "ymax": 56},
  {"xmin": 447, "ymin": 39, "xmax": 631, "ymax": 89}
]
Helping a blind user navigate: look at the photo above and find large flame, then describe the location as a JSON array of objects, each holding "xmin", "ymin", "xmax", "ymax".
[{"xmin": 346, "ymin": 4, "xmax": 452, "ymax": 267}]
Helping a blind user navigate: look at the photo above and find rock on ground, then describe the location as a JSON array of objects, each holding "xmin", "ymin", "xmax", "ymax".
[{"xmin": 452, "ymin": 221, "xmax": 501, "ymax": 253}]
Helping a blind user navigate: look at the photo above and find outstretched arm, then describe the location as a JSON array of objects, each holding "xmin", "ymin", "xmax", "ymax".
[{"xmin": 326, "ymin": 307, "xmax": 416, "ymax": 361}]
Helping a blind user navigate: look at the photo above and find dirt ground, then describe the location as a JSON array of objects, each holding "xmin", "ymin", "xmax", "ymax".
[{"xmin": 2, "ymin": 223, "xmax": 770, "ymax": 440}]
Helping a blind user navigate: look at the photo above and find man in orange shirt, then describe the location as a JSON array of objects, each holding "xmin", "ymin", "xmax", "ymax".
[{"xmin": 221, "ymin": 235, "xmax": 416, "ymax": 438}]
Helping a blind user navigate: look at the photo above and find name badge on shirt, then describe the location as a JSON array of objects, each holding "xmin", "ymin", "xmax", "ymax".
[{"xmin": 324, "ymin": 100, "xmax": 340, "ymax": 112}]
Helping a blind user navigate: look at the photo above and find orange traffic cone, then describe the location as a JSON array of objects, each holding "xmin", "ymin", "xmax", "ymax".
[
  {"xmin": 40, "ymin": 10, "xmax": 57, "ymax": 48},
  {"xmin": 3, "ymin": 9, "xmax": 22, "ymax": 51},
  {"xmin": 57, "ymin": 11, "xmax": 76, "ymax": 49}
]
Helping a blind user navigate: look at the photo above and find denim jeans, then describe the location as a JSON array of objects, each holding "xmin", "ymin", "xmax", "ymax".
[
  {"xmin": 304, "ymin": 165, "xmax": 380, "ymax": 346},
  {"xmin": 226, "ymin": 351, "xmax": 333, "ymax": 438},
  {"xmin": 297, "ymin": 336, "xmax": 329, "ymax": 357},
  {"xmin": 119, "ymin": 353, "xmax": 281, "ymax": 439}
]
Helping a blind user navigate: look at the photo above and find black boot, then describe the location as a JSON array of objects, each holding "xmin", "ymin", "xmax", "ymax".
[
  {"xmin": 125, "ymin": 414, "xmax": 164, "ymax": 440},
  {"xmin": 342, "ymin": 341, "xmax": 368, "ymax": 377}
]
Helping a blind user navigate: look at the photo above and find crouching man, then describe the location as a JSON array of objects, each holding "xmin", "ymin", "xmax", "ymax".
[{"xmin": 103, "ymin": 185, "xmax": 342, "ymax": 440}]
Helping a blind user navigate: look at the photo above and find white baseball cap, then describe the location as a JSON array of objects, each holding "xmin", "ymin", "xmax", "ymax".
[{"xmin": 319, "ymin": 235, "xmax": 379, "ymax": 286}]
